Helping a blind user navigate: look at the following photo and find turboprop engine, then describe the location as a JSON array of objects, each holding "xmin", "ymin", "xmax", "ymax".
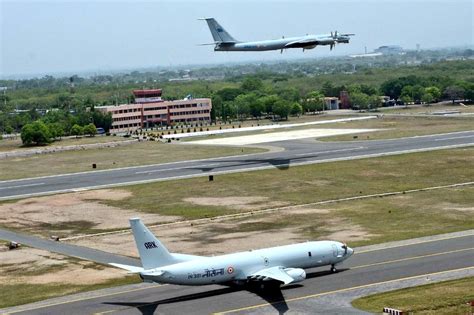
[{"xmin": 284, "ymin": 268, "xmax": 306, "ymax": 283}]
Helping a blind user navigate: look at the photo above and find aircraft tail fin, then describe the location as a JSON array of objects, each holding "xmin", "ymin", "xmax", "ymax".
[
  {"xmin": 199, "ymin": 18, "xmax": 237, "ymax": 43},
  {"xmin": 129, "ymin": 218, "xmax": 177, "ymax": 269}
]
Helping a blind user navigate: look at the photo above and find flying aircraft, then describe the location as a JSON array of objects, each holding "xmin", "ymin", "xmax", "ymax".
[
  {"xmin": 200, "ymin": 18, "xmax": 354, "ymax": 53},
  {"xmin": 110, "ymin": 218, "xmax": 354, "ymax": 287}
]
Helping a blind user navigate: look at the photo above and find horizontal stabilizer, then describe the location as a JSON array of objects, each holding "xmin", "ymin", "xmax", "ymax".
[
  {"xmin": 110, "ymin": 263, "xmax": 165, "ymax": 276},
  {"xmin": 109, "ymin": 263, "xmax": 144, "ymax": 274}
]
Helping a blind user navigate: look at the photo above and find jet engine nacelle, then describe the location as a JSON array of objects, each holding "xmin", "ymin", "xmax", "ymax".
[
  {"xmin": 284, "ymin": 268, "xmax": 306, "ymax": 283},
  {"xmin": 303, "ymin": 44, "xmax": 317, "ymax": 50}
]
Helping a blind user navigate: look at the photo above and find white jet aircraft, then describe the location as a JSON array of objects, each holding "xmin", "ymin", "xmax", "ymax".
[
  {"xmin": 200, "ymin": 18, "xmax": 354, "ymax": 53},
  {"xmin": 111, "ymin": 218, "xmax": 354, "ymax": 287}
]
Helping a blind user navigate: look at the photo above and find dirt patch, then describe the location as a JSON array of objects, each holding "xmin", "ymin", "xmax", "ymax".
[
  {"xmin": 69, "ymin": 205, "xmax": 361, "ymax": 257},
  {"xmin": 0, "ymin": 247, "xmax": 123, "ymax": 286},
  {"xmin": 183, "ymin": 196, "xmax": 286, "ymax": 210},
  {"xmin": 0, "ymin": 189, "xmax": 178, "ymax": 236},
  {"xmin": 324, "ymin": 217, "xmax": 373, "ymax": 243}
]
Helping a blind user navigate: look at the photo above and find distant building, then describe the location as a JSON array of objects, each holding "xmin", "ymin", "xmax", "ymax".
[
  {"xmin": 323, "ymin": 97, "xmax": 340, "ymax": 110},
  {"xmin": 97, "ymin": 89, "xmax": 212, "ymax": 133},
  {"xmin": 374, "ymin": 45, "xmax": 404, "ymax": 55},
  {"xmin": 339, "ymin": 91, "xmax": 350, "ymax": 109}
]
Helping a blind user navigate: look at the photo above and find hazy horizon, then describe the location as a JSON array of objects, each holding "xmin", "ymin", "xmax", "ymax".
[{"xmin": 1, "ymin": 0, "xmax": 473, "ymax": 78}]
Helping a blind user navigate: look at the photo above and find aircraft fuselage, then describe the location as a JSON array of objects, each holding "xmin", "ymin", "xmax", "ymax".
[{"xmin": 141, "ymin": 241, "xmax": 352, "ymax": 285}]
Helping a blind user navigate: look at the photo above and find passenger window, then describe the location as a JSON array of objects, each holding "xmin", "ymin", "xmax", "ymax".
[{"xmin": 308, "ymin": 251, "xmax": 312, "ymax": 257}]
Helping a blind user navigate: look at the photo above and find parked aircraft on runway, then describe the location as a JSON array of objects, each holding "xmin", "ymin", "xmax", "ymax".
[
  {"xmin": 110, "ymin": 218, "xmax": 354, "ymax": 287},
  {"xmin": 200, "ymin": 18, "xmax": 354, "ymax": 53}
]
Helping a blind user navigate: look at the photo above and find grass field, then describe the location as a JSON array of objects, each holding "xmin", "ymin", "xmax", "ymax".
[
  {"xmin": 352, "ymin": 277, "xmax": 474, "ymax": 314},
  {"xmin": 101, "ymin": 148, "xmax": 474, "ymax": 245},
  {"xmin": 0, "ymin": 141, "xmax": 264, "ymax": 180},
  {"xmin": 319, "ymin": 115, "xmax": 473, "ymax": 141},
  {"xmin": 0, "ymin": 135, "xmax": 130, "ymax": 152},
  {"xmin": 379, "ymin": 103, "xmax": 474, "ymax": 115},
  {"xmin": 0, "ymin": 276, "xmax": 140, "ymax": 309}
]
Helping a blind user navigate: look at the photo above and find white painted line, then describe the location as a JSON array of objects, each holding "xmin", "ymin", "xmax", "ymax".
[
  {"xmin": 134, "ymin": 163, "xmax": 222, "ymax": 175},
  {"xmin": 163, "ymin": 116, "xmax": 377, "ymax": 139},
  {"xmin": 0, "ymin": 182, "xmax": 44, "ymax": 190},
  {"xmin": 0, "ymin": 150, "xmax": 271, "ymax": 184},
  {"xmin": 434, "ymin": 135, "xmax": 474, "ymax": 141},
  {"xmin": 294, "ymin": 147, "xmax": 365, "ymax": 157},
  {"xmin": 190, "ymin": 128, "xmax": 378, "ymax": 146},
  {"xmin": 1, "ymin": 142, "xmax": 472, "ymax": 201}
]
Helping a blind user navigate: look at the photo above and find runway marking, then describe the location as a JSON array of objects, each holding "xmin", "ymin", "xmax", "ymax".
[
  {"xmin": 3, "ymin": 284, "xmax": 164, "ymax": 315},
  {"xmin": 352, "ymin": 247, "xmax": 474, "ymax": 269},
  {"xmin": 434, "ymin": 135, "xmax": 474, "ymax": 141},
  {"xmin": 134, "ymin": 163, "xmax": 222, "ymax": 174},
  {"xmin": 1, "ymin": 142, "xmax": 473, "ymax": 201},
  {"xmin": 214, "ymin": 266, "xmax": 474, "ymax": 314},
  {"xmin": 12, "ymin": 246, "xmax": 471, "ymax": 315},
  {"xmin": 356, "ymin": 232, "xmax": 474, "ymax": 254},
  {"xmin": 1, "ymin": 130, "xmax": 472, "ymax": 186},
  {"xmin": 294, "ymin": 146, "xmax": 365, "ymax": 157},
  {"xmin": 0, "ymin": 182, "xmax": 44, "ymax": 190}
]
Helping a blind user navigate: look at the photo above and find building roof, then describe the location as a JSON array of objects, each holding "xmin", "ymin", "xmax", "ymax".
[{"xmin": 133, "ymin": 89, "xmax": 162, "ymax": 97}]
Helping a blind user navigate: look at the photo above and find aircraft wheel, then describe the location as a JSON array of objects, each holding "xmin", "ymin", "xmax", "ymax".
[{"xmin": 331, "ymin": 265, "xmax": 337, "ymax": 273}]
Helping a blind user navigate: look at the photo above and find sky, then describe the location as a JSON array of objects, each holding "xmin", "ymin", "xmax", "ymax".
[{"xmin": 1, "ymin": 0, "xmax": 473, "ymax": 77}]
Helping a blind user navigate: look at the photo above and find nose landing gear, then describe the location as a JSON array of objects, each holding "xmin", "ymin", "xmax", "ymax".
[{"xmin": 330, "ymin": 264, "xmax": 337, "ymax": 273}]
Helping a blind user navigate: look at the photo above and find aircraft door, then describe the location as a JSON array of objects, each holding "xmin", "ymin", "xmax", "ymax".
[{"xmin": 332, "ymin": 244, "xmax": 338, "ymax": 257}]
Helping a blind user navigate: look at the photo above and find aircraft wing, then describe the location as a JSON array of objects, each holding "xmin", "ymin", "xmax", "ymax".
[
  {"xmin": 248, "ymin": 266, "xmax": 295, "ymax": 285},
  {"xmin": 284, "ymin": 39, "xmax": 319, "ymax": 48}
]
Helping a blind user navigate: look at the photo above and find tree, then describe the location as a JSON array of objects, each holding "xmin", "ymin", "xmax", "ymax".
[
  {"xmin": 444, "ymin": 85, "xmax": 464, "ymax": 103},
  {"xmin": 322, "ymin": 81, "xmax": 337, "ymax": 97},
  {"xmin": 233, "ymin": 94, "xmax": 252, "ymax": 119},
  {"xmin": 83, "ymin": 123, "xmax": 97, "ymax": 137},
  {"xmin": 47, "ymin": 123, "xmax": 64, "ymax": 139},
  {"xmin": 302, "ymin": 91, "xmax": 324, "ymax": 113},
  {"xmin": 248, "ymin": 97, "xmax": 265, "ymax": 119},
  {"xmin": 241, "ymin": 77, "xmax": 263, "ymax": 92},
  {"xmin": 421, "ymin": 92, "xmax": 434, "ymax": 105},
  {"xmin": 259, "ymin": 95, "xmax": 280, "ymax": 116},
  {"xmin": 368, "ymin": 95, "xmax": 382, "ymax": 110},
  {"xmin": 424, "ymin": 86, "xmax": 441, "ymax": 102},
  {"xmin": 350, "ymin": 92, "xmax": 369, "ymax": 110},
  {"xmin": 71, "ymin": 124, "xmax": 83, "ymax": 137},
  {"xmin": 400, "ymin": 95, "xmax": 412, "ymax": 106},
  {"xmin": 272, "ymin": 100, "xmax": 292, "ymax": 120},
  {"xmin": 21, "ymin": 121, "xmax": 52, "ymax": 146},
  {"xmin": 290, "ymin": 102, "xmax": 303, "ymax": 116}
]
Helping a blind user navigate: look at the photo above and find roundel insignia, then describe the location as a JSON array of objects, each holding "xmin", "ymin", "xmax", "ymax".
[{"xmin": 227, "ymin": 266, "xmax": 234, "ymax": 274}]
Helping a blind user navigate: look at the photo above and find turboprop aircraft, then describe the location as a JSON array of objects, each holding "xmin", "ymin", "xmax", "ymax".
[
  {"xmin": 110, "ymin": 218, "xmax": 354, "ymax": 287},
  {"xmin": 200, "ymin": 18, "xmax": 354, "ymax": 53}
]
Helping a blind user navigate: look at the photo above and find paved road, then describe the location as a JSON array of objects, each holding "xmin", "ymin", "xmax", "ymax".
[
  {"xmin": 1, "ymin": 233, "xmax": 473, "ymax": 315},
  {"xmin": 1, "ymin": 131, "xmax": 473, "ymax": 201}
]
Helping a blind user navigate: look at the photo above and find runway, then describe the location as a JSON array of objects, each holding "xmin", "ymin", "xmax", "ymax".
[
  {"xmin": 1, "ymin": 130, "xmax": 473, "ymax": 201},
  {"xmin": 2, "ymin": 233, "xmax": 473, "ymax": 314}
]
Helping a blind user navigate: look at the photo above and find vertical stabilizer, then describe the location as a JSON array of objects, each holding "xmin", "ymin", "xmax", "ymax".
[
  {"xmin": 130, "ymin": 218, "xmax": 176, "ymax": 269},
  {"xmin": 201, "ymin": 18, "xmax": 237, "ymax": 43}
]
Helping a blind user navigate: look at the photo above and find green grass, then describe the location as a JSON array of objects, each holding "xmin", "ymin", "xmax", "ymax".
[
  {"xmin": 0, "ymin": 276, "xmax": 140, "ymax": 309},
  {"xmin": 319, "ymin": 115, "xmax": 474, "ymax": 141},
  {"xmin": 104, "ymin": 148, "xmax": 474, "ymax": 219},
  {"xmin": 0, "ymin": 141, "xmax": 264, "ymax": 180},
  {"xmin": 352, "ymin": 277, "xmax": 474, "ymax": 314},
  {"xmin": 99, "ymin": 147, "xmax": 474, "ymax": 245},
  {"xmin": 0, "ymin": 135, "xmax": 129, "ymax": 152},
  {"xmin": 379, "ymin": 103, "xmax": 474, "ymax": 115}
]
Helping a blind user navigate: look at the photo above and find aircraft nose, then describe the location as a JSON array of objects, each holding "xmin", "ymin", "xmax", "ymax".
[{"xmin": 346, "ymin": 247, "xmax": 354, "ymax": 257}]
